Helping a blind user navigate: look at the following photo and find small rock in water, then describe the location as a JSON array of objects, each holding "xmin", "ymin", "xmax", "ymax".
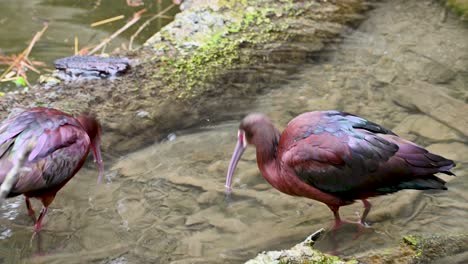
[
  {"xmin": 167, "ymin": 133, "xmax": 177, "ymax": 141},
  {"xmin": 107, "ymin": 256, "xmax": 128, "ymax": 264},
  {"xmin": 136, "ymin": 110, "xmax": 150, "ymax": 118},
  {"xmin": 0, "ymin": 228, "xmax": 12, "ymax": 240}
]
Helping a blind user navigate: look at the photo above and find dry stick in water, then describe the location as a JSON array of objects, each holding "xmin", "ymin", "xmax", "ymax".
[
  {"xmin": 89, "ymin": 9, "xmax": 146, "ymax": 55},
  {"xmin": 0, "ymin": 22, "xmax": 49, "ymax": 84},
  {"xmin": 129, "ymin": 4, "xmax": 175, "ymax": 50},
  {"xmin": 23, "ymin": 23, "xmax": 49, "ymax": 60},
  {"xmin": 0, "ymin": 51, "xmax": 27, "ymax": 82},
  {"xmin": 0, "ymin": 139, "xmax": 36, "ymax": 203},
  {"xmin": 91, "ymin": 15, "xmax": 125, "ymax": 27},
  {"xmin": 75, "ymin": 36, "xmax": 79, "ymax": 55}
]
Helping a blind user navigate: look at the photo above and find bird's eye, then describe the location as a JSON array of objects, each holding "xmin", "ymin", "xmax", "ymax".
[{"xmin": 245, "ymin": 131, "xmax": 253, "ymax": 140}]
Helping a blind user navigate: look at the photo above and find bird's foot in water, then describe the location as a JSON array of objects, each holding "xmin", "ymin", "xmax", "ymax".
[
  {"xmin": 33, "ymin": 222, "xmax": 43, "ymax": 233},
  {"xmin": 332, "ymin": 218, "xmax": 372, "ymax": 229},
  {"xmin": 352, "ymin": 220, "xmax": 373, "ymax": 240},
  {"xmin": 354, "ymin": 209, "xmax": 372, "ymax": 228},
  {"xmin": 358, "ymin": 220, "xmax": 371, "ymax": 228},
  {"xmin": 331, "ymin": 219, "xmax": 355, "ymax": 231},
  {"xmin": 331, "ymin": 219, "xmax": 372, "ymax": 240}
]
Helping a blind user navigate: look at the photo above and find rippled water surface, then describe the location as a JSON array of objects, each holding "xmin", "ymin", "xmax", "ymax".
[{"xmin": 1, "ymin": 0, "xmax": 468, "ymax": 263}]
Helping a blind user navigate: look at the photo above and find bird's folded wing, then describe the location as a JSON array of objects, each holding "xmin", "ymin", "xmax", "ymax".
[
  {"xmin": 283, "ymin": 128, "xmax": 400, "ymax": 195},
  {"xmin": 0, "ymin": 111, "xmax": 89, "ymax": 194}
]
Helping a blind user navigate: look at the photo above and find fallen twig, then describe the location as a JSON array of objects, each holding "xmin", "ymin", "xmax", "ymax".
[
  {"xmin": 91, "ymin": 15, "xmax": 125, "ymax": 27},
  {"xmin": 0, "ymin": 51, "xmax": 27, "ymax": 82},
  {"xmin": 75, "ymin": 36, "xmax": 79, "ymax": 55},
  {"xmin": 89, "ymin": 9, "xmax": 146, "ymax": 55},
  {"xmin": 0, "ymin": 22, "xmax": 48, "ymax": 86},
  {"xmin": 129, "ymin": 4, "xmax": 175, "ymax": 50},
  {"xmin": 23, "ymin": 23, "xmax": 48, "ymax": 60}
]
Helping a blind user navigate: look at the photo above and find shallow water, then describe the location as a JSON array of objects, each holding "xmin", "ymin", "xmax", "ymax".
[
  {"xmin": 1, "ymin": 0, "xmax": 468, "ymax": 263},
  {"xmin": 0, "ymin": 0, "xmax": 178, "ymax": 91}
]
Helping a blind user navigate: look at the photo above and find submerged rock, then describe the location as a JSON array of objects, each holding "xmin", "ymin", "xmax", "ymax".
[{"xmin": 392, "ymin": 114, "xmax": 459, "ymax": 141}]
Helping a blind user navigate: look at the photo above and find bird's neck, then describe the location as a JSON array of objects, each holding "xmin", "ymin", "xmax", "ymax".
[{"xmin": 255, "ymin": 128, "xmax": 282, "ymax": 188}]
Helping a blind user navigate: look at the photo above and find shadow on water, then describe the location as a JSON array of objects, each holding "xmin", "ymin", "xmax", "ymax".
[{"xmin": 1, "ymin": 0, "xmax": 468, "ymax": 263}]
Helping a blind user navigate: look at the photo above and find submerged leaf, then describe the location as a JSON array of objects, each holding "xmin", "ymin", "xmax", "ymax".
[{"xmin": 14, "ymin": 77, "xmax": 27, "ymax": 87}]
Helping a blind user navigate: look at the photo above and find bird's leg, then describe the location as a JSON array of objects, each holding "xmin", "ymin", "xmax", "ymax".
[
  {"xmin": 328, "ymin": 205, "xmax": 345, "ymax": 230},
  {"xmin": 33, "ymin": 194, "xmax": 55, "ymax": 232},
  {"xmin": 33, "ymin": 207, "xmax": 48, "ymax": 233},
  {"xmin": 360, "ymin": 199, "xmax": 372, "ymax": 227},
  {"xmin": 344, "ymin": 199, "xmax": 374, "ymax": 240},
  {"xmin": 25, "ymin": 197, "xmax": 36, "ymax": 221}
]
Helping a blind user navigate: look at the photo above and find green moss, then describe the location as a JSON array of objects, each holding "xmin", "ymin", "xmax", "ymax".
[
  {"xmin": 446, "ymin": 0, "xmax": 468, "ymax": 19},
  {"xmin": 158, "ymin": 3, "xmax": 293, "ymax": 98},
  {"xmin": 143, "ymin": 0, "xmax": 368, "ymax": 102},
  {"xmin": 275, "ymin": 245, "xmax": 356, "ymax": 264},
  {"xmin": 38, "ymin": 75, "xmax": 61, "ymax": 85},
  {"xmin": 276, "ymin": 253, "xmax": 354, "ymax": 264},
  {"xmin": 403, "ymin": 235, "xmax": 423, "ymax": 258},
  {"xmin": 403, "ymin": 235, "xmax": 420, "ymax": 247},
  {"xmin": 152, "ymin": 42, "xmax": 169, "ymax": 52}
]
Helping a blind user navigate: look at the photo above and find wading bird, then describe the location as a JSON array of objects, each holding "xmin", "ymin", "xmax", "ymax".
[
  {"xmin": 0, "ymin": 108, "xmax": 104, "ymax": 232},
  {"xmin": 226, "ymin": 111, "xmax": 455, "ymax": 229}
]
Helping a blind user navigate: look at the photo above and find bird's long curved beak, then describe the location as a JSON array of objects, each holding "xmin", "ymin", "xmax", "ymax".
[
  {"xmin": 91, "ymin": 137, "xmax": 104, "ymax": 184},
  {"xmin": 225, "ymin": 130, "xmax": 247, "ymax": 193}
]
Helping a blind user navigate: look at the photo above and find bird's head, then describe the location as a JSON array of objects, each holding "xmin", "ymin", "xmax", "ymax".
[
  {"xmin": 225, "ymin": 113, "xmax": 276, "ymax": 192},
  {"xmin": 238, "ymin": 113, "xmax": 274, "ymax": 146},
  {"xmin": 76, "ymin": 113, "xmax": 104, "ymax": 183}
]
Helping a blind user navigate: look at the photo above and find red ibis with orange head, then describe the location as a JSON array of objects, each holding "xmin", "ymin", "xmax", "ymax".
[
  {"xmin": 0, "ymin": 108, "xmax": 104, "ymax": 232},
  {"xmin": 226, "ymin": 111, "xmax": 455, "ymax": 229}
]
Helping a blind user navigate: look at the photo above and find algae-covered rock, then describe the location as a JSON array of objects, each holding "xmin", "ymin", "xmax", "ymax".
[
  {"xmin": 403, "ymin": 234, "xmax": 468, "ymax": 263},
  {"xmin": 247, "ymin": 233, "xmax": 468, "ymax": 264},
  {"xmin": 445, "ymin": 0, "xmax": 468, "ymax": 20},
  {"xmin": 356, "ymin": 234, "xmax": 468, "ymax": 264},
  {"xmin": 245, "ymin": 229, "xmax": 357, "ymax": 264}
]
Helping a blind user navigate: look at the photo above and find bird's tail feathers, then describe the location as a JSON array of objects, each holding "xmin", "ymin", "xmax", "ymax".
[{"xmin": 396, "ymin": 175, "xmax": 447, "ymax": 191}]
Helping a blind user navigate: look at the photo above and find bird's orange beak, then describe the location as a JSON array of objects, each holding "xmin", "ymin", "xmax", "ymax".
[{"xmin": 225, "ymin": 129, "xmax": 247, "ymax": 193}]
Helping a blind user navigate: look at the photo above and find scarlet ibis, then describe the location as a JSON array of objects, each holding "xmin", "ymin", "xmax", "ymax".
[
  {"xmin": 226, "ymin": 111, "xmax": 455, "ymax": 229},
  {"xmin": 0, "ymin": 107, "xmax": 104, "ymax": 231}
]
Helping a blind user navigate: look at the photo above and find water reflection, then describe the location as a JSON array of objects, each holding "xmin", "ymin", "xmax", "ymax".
[{"xmin": 0, "ymin": 0, "xmax": 467, "ymax": 263}]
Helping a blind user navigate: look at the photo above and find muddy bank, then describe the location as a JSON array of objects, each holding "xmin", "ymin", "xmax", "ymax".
[{"xmin": 0, "ymin": 0, "xmax": 370, "ymax": 153}]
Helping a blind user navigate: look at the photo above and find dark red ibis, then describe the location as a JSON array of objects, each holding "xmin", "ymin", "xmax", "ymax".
[
  {"xmin": 226, "ymin": 111, "xmax": 455, "ymax": 229},
  {"xmin": 0, "ymin": 108, "xmax": 104, "ymax": 231}
]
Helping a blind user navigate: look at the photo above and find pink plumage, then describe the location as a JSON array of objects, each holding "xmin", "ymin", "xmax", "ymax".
[
  {"xmin": 0, "ymin": 108, "xmax": 104, "ymax": 232},
  {"xmin": 226, "ymin": 111, "xmax": 455, "ymax": 229}
]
